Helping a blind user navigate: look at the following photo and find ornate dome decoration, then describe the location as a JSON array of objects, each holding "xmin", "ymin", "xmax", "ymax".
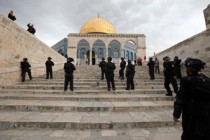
[{"xmin": 80, "ymin": 17, "xmax": 116, "ymax": 34}]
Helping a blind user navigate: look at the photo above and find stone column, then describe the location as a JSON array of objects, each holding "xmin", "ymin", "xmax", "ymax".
[
  {"xmin": 105, "ymin": 47, "xmax": 108, "ymax": 59},
  {"xmin": 90, "ymin": 47, "xmax": 92, "ymax": 65}
]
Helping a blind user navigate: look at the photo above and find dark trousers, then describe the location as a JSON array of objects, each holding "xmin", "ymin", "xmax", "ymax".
[
  {"xmin": 64, "ymin": 76, "xmax": 73, "ymax": 91},
  {"xmin": 149, "ymin": 69, "xmax": 155, "ymax": 79},
  {"xmin": 164, "ymin": 77, "xmax": 178, "ymax": 94},
  {"xmin": 101, "ymin": 69, "xmax": 105, "ymax": 80},
  {"xmin": 21, "ymin": 69, "xmax": 32, "ymax": 82},
  {"xmin": 126, "ymin": 76, "xmax": 134, "ymax": 89},
  {"xmin": 119, "ymin": 68, "xmax": 125, "ymax": 79},
  {"xmin": 155, "ymin": 66, "xmax": 160, "ymax": 74},
  {"xmin": 46, "ymin": 69, "xmax": 53, "ymax": 79},
  {"xmin": 106, "ymin": 76, "xmax": 115, "ymax": 90}
]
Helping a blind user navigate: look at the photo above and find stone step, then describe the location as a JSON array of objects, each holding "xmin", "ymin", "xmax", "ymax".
[
  {"xmin": 17, "ymin": 81, "xmax": 165, "ymax": 86},
  {"xmin": 0, "ymin": 93, "xmax": 174, "ymax": 101},
  {"xmin": 0, "ymin": 99, "xmax": 173, "ymax": 112},
  {"xmin": 0, "ymin": 89, "xmax": 169, "ymax": 94},
  {"xmin": 2, "ymin": 85, "xmax": 167, "ymax": 90},
  {"xmin": 0, "ymin": 111, "xmax": 180, "ymax": 129},
  {"xmin": 0, "ymin": 127, "xmax": 182, "ymax": 140}
]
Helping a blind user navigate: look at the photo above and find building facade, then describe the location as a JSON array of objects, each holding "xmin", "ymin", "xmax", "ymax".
[
  {"xmin": 51, "ymin": 38, "xmax": 68, "ymax": 57},
  {"xmin": 54, "ymin": 17, "xmax": 147, "ymax": 65}
]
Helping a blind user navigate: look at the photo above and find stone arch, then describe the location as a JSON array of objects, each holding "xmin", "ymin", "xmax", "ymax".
[
  {"xmin": 77, "ymin": 39, "xmax": 90, "ymax": 65},
  {"xmin": 108, "ymin": 40, "xmax": 121, "ymax": 58},
  {"xmin": 92, "ymin": 39, "xmax": 105, "ymax": 59}
]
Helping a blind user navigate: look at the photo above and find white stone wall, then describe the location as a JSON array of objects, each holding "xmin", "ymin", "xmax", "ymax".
[
  {"xmin": 155, "ymin": 29, "xmax": 210, "ymax": 76},
  {"xmin": 0, "ymin": 14, "xmax": 66, "ymax": 86}
]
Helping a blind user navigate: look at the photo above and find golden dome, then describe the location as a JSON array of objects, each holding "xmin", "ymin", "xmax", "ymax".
[{"xmin": 80, "ymin": 17, "xmax": 116, "ymax": 34}]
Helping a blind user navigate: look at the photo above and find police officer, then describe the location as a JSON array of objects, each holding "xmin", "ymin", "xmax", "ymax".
[
  {"xmin": 163, "ymin": 56, "xmax": 178, "ymax": 96},
  {"xmin": 126, "ymin": 60, "xmax": 135, "ymax": 90},
  {"xmin": 119, "ymin": 57, "xmax": 126, "ymax": 80},
  {"xmin": 105, "ymin": 57, "xmax": 116, "ymax": 91},
  {"xmin": 147, "ymin": 57, "xmax": 155, "ymax": 80},
  {"xmin": 64, "ymin": 57, "xmax": 76, "ymax": 91},
  {"xmin": 174, "ymin": 56, "xmax": 182, "ymax": 79},
  {"xmin": 173, "ymin": 58, "xmax": 210, "ymax": 140},
  {"xmin": 45, "ymin": 57, "xmax": 54, "ymax": 79},
  {"xmin": 99, "ymin": 57, "xmax": 106, "ymax": 80},
  {"xmin": 20, "ymin": 58, "xmax": 32, "ymax": 82}
]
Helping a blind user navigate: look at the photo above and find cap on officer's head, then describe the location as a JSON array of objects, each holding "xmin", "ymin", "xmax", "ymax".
[
  {"xmin": 102, "ymin": 57, "xmax": 105, "ymax": 61},
  {"xmin": 107, "ymin": 57, "xmax": 112, "ymax": 61},
  {"xmin": 184, "ymin": 58, "xmax": 206, "ymax": 71},
  {"xmin": 163, "ymin": 56, "xmax": 170, "ymax": 62},
  {"xmin": 67, "ymin": 57, "xmax": 74, "ymax": 62},
  {"xmin": 48, "ymin": 57, "xmax": 52, "ymax": 60},
  {"xmin": 23, "ymin": 58, "xmax": 27, "ymax": 61},
  {"xmin": 121, "ymin": 57, "xmax": 124, "ymax": 60}
]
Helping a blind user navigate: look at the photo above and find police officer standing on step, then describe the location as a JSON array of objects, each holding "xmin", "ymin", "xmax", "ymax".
[
  {"xmin": 163, "ymin": 56, "xmax": 178, "ymax": 96},
  {"xmin": 64, "ymin": 57, "xmax": 76, "ymax": 92},
  {"xmin": 45, "ymin": 57, "xmax": 54, "ymax": 79},
  {"xmin": 147, "ymin": 57, "xmax": 155, "ymax": 80},
  {"xmin": 173, "ymin": 58, "xmax": 210, "ymax": 140},
  {"xmin": 126, "ymin": 60, "xmax": 135, "ymax": 90},
  {"xmin": 99, "ymin": 57, "xmax": 106, "ymax": 80},
  {"xmin": 105, "ymin": 57, "xmax": 116, "ymax": 91},
  {"xmin": 119, "ymin": 57, "xmax": 126, "ymax": 80},
  {"xmin": 20, "ymin": 58, "xmax": 32, "ymax": 82}
]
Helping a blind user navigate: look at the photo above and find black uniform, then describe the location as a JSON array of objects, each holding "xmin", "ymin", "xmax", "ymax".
[
  {"xmin": 163, "ymin": 61, "xmax": 178, "ymax": 95},
  {"xmin": 147, "ymin": 59, "xmax": 155, "ymax": 80},
  {"xmin": 105, "ymin": 61, "xmax": 116, "ymax": 91},
  {"xmin": 64, "ymin": 60, "xmax": 76, "ymax": 91},
  {"xmin": 27, "ymin": 23, "xmax": 36, "ymax": 34},
  {"xmin": 99, "ymin": 60, "xmax": 106, "ymax": 80},
  {"xmin": 173, "ymin": 75, "xmax": 210, "ymax": 140},
  {"xmin": 174, "ymin": 57, "xmax": 182, "ymax": 79},
  {"xmin": 45, "ymin": 58, "xmax": 54, "ymax": 79},
  {"xmin": 8, "ymin": 13, "xmax": 16, "ymax": 21},
  {"xmin": 20, "ymin": 59, "xmax": 32, "ymax": 82},
  {"xmin": 119, "ymin": 60, "xmax": 126, "ymax": 79},
  {"xmin": 126, "ymin": 61, "xmax": 135, "ymax": 90}
]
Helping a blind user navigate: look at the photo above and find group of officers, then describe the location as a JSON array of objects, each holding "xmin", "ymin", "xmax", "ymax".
[
  {"xmin": 20, "ymin": 56, "xmax": 210, "ymax": 139},
  {"xmin": 99, "ymin": 57, "xmax": 135, "ymax": 91}
]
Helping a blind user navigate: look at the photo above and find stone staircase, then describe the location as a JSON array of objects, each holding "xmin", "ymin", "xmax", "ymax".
[{"xmin": 0, "ymin": 65, "xmax": 182, "ymax": 139}]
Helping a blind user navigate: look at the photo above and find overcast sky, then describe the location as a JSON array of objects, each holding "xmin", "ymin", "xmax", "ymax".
[{"xmin": 0, "ymin": 0, "xmax": 209, "ymax": 57}]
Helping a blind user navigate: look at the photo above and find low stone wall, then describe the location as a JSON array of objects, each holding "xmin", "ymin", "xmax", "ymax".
[
  {"xmin": 0, "ymin": 14, "xmax": 66, "ymax": 86},
  {"xmin": 155, "ymin": 29, "xmax": 210, "ymax": 76}
]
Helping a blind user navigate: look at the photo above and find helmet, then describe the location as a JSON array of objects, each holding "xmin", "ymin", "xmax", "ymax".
[
  {"xmin": 101, "ymin": 57, "xmax": 105, "ymax": 61},
  {"xmin": 163, "ymin": 56, "xmax": 170, "ymax": 62},
  {"xmin": 121, "ymin": 57, "xmax": 124, "ymax": 60},
  {"xmin": 184, "ymin": 58, "xmax": 206, "ymax": 71},
  {"xmin": 67, "ymin": 57, "xmax": 74, "ymax": 62},
  {"xmin": 48, "ymin": 57, "xmax": 52, "ymax": 60},
  {"xmin": 23, "ymin": 58, "xmax": 27, "ymax": 61},
  {"xmin": 107, "ymin": 57, "xmax": 112, "ymax": 61}
]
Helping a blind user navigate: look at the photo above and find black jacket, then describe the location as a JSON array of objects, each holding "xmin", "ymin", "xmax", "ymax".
[
  {"xmin": 99, "ymin": 60, "xmax": 106, "ymax": 71},
  {"xmin": 120, "ymin": 61, "xmax": 126, "ymax": 69},
  {"xmin": 64, "ymin": 62, "xmax": 76, "ymax": 76},
  {"xmin": 45, "ymin": 60, "xmax": 54, "ymax": 70},
  {"xmin": 105, "ymin": 61, "xmax": 116, "ymax": 76},
  {"xmin": 163, "ymin": 61, "xmax": 176, "ymax": 78},
  {"xmin": 126, "ymin": 64, "xmax": 135, "ymax": 77},
  {"xmin": 20, "ymin": 61, "xmax": 31, "ymax": 71}
]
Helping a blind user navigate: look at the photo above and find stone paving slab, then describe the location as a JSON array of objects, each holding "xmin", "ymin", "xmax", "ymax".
[
  {"xmin": 0, "ymin": 127, "xmax": 182, "ymax": 140},
  {"xmin": 0, "ymin": 99, "xmax": 173, "ymax": 112},
  {"xmin": 0, "ymin": 89, "xmax": 168, "ymax": 94},
  {"xmin": 0, "ymin": 111, "xmax": 180, "ymax": 129},
  {"xmin": 0, "ymin": 93, "xmax": 174, "ymax": 102}
]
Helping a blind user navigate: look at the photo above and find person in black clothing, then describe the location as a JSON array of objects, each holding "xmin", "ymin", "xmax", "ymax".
[
  {"xmin": 147, "ymin": 57, "xmax": 155, "ymax": 80},
  {"xmin": 163, "ymin": 56, "xmax": 178, "ymax": 96},
  {"xmin": 173, "ymin": 58, "xmax": 210, "ymax": 140},
  {"xmin": 64, "ymin": 57, "xmax": 76, "ymax": 91},
  {"xmin": 20, "ymin": 58, "xmax": 32, "ymax": 82},
  {"xmin": 99, "ymin": 57, "xmax": 106, "ymax": 80},
  {"xmin": 174, "ymin": 56, "xmax": 182, "ymax": 79},
  {"xmin": 119, "ymin": 57, "xmax": 126, "ymax": 80},
  {"xmin": 8, "ymin": 10, "xmax": 16, "ymax": 21},
  {"xmin": 27, "ymin": 23, "xmax": 36, "ymax": 34},
  {"xmin": 105, "ymin": 57, "xmax": 116, "ymax": 91},
  {"xmin": 126, "ymin": 60, "xmax": 135, "ymax": 90},
  {"xmin": 45, "ymin": 57, "xmax": 54, "ymax": 79}
]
